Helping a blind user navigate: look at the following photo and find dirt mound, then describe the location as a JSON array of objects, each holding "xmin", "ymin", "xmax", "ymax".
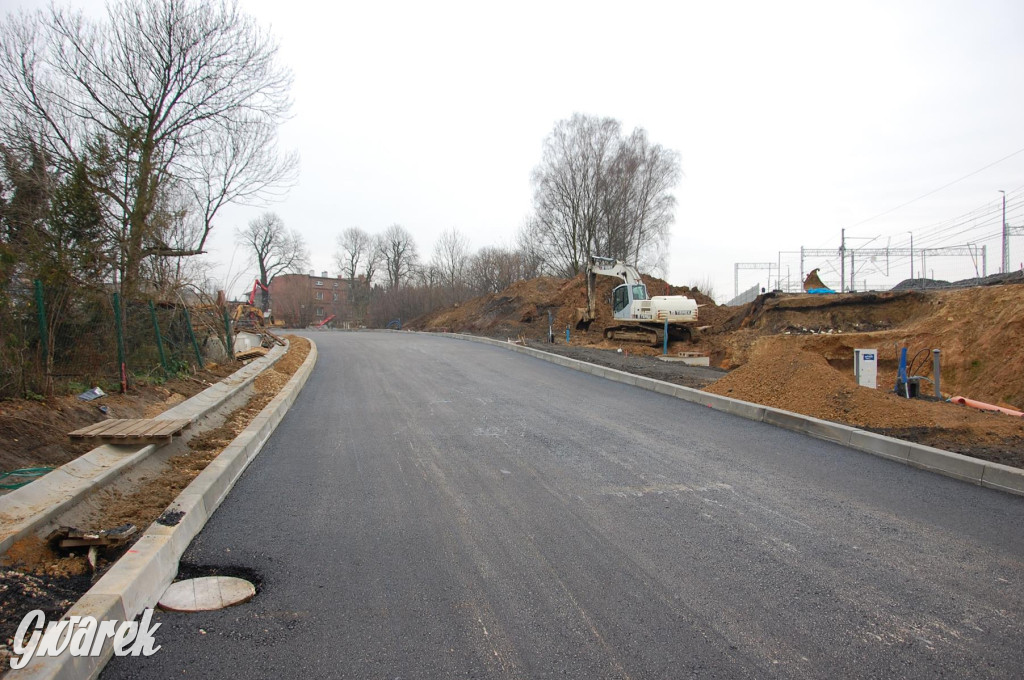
[
  {"xmin": 891, "ymin": 269, "xmax": 1024, "ymax": 291},
  {"xmin": 409, "ymin": 273, "xmax": 724, "ymax": 342},
  {"xmin": 716, "ymin": 290, "xmax": 932, "ymax": 335},
  {"xmin": 703, "ymin": 342, "xmax": 1024, "ymax": 467},
  {"xmin": 703, "ymin": 284, "xmax": 1024, "ymax": 408}
]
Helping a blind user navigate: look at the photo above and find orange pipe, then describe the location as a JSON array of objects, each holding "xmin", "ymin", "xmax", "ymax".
[{"xmin": 950, "ymin": 396, "xmax": 1024, "ymax": 417}]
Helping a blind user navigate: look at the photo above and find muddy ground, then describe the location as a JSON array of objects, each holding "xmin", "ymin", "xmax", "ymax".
[
  {"xmin": 0, "ymin": 363, "xmax": 244, "ymax": 477},
  {"xmin": 525, "ymin": 340, "xmax": 727, "ymax": 390},
  {"xmin": 0, "ymin": 338, "xmax": 309, "ymax": 671}
]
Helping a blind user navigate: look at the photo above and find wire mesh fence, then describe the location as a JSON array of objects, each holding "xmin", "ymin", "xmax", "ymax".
[{"xmin": 0, "ymin": 280, "xmax": 229, "ymax": 400}]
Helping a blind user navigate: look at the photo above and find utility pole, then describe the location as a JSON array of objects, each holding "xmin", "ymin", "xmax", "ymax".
[
  {"xmin": 908, "ymin": 231, "xmax": 914, "ymax": 279},
  {"xmin": 1000, "ymin": 190, "xmax": 1008, "ymax": 273},
  {"xmin": 839, "ymin": 229, "xmax": 846, "ymax": 293}
]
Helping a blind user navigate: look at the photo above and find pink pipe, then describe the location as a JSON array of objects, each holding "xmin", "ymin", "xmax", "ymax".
[{"xmin": 950, "ymin": 396, "xmax": 1024, "ymax": 417}]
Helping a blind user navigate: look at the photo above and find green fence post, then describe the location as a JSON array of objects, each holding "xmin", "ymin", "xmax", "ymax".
[
  {"xmin": 112, "ymin": 292, "xmax": 128, "ymax": 393},
  {"xmin": 182, "ymin": 306, "xmax": 204, "ymax": 369},
  {"xmin": 148, "ymin": 300, "xmax": 169, "ymax": 373}
]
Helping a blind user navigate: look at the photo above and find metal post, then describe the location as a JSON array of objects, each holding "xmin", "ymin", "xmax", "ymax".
[
  {"xmin": 663, "ymin": 318, "xmax": 669, "ymax": 355},
  {"xmin": 222, "ymin": 307, "xmax": 234, "ymax": 360},
  {"xmin": 1000, "ymin": 190, "xmax": 1008, "ymax": 273},
  {"xmin": 850, "ymin": 251, "xmax": 855, "ymax": 292},
  {"xmin": 908, "ymin": 231, "xmax": 914, "ymax": 279},
  {"xmin": 983, "ymin": 245, "xmax": 987, "ymax": 277},
  {"xmin": 734, "ymin": 263, "xmax": 739, "ymax": 300},
  {"xmin": 33, "ymin": 279, "xmax": 48, "ymax": 372},
  {"xmin": 112, "ymin": 293, "xmax": 128, "ymax": 393},
  {"xmin": 182, "ymin": 306, "xmax": 205, "ymax": 369},
  {"xmin": 565, "ymin": 325, "xmax": 570, "ymax": 343},
  {"xmin": 932, "ymin": 349, "xmax": 941, "ymax": 399},
  {"xmin": 839, "ymin": 229, "xmax": 845, "ymax": 293},
  {"xmin": 799, "ymin": 246, "xmax": 804, "ymax": 289},
  {"xmin": 148, "ymin": 300, "xmax": 169, "ymax": 373}
]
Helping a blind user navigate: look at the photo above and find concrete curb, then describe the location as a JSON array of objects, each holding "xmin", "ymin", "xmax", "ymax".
[
  {"xmin": 432, "ymin": 332, "xmax": 1024, "ymax": 498},
  {"xmin": 0, "ymin": 345, "xmax": 288, "ymax": 557},
  {"xmin": 10, "ymin": 339, "xmax": 318, "ymax": 680}
]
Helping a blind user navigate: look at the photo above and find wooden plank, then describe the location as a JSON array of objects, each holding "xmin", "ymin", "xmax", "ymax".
[
  {"xmin": 80, "ymin": 420, "xmax": 119, "ymax": 436},
  {"xmin": 105, "ymin": 420, "xmax": 148, "ymax": 438},
  {"xmin": 69, "ymin": 421, "xmax": 115, "ymax": 438},
  {"xmin": 83, "ymin": 420, "xmax": 132, "ymax": 437},
  {"xmin": 149, "ymin": 419, "xmax": 191, "ymax": 437},
  {"xmin": 113, "ymin": 421, "xmax": 155, "ymax": 438},
  {"xmin": 70, "ymin": 417, "xmax": 192, "ymax": 442},
  {"xmin": 235, "ymin": 347, "xmax": 268, "ymax": 361},
  {"xmin": 158, "ymin": 419, "xmax": 191, "ymax": 436},
  {"xmin": 134, "ymin": 421, "xmax": 170, "ymax": 437}
]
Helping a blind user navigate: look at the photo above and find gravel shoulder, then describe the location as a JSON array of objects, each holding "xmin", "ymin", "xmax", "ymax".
[{"xmin": 524, "ymin": 339, "xmax": 727, "ymax": 389}]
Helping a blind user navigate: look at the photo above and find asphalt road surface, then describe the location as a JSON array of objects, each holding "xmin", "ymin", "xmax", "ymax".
[{"xmin": 103, "ymin": 332, "xmax": 1024, "ymax": 679}]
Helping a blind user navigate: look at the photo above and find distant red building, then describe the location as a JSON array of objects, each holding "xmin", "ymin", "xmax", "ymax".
[{"xmin": 268, "ymin": 271, "xmax": 354, "ymax": 327}]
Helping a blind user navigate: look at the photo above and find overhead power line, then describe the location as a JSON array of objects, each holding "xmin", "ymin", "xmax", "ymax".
[{"xmin": 843, "ymin": 145, "xmax": 1024, "ymax": 231}]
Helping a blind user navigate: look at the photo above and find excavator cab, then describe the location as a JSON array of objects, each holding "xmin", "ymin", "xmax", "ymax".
[{"xmin": 612, "ymin": 283, "xmax": 649, "ymax": 318}]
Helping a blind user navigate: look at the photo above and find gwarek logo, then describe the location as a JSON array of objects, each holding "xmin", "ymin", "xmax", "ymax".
[{"xmin": 10, "ymin": 609, "xmax": 161, "ymax": 670}]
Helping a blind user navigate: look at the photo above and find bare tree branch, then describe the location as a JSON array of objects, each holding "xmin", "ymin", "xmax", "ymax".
[
  {"xmin": 236, "ymin": 211, "xmax": 309, "ymax": 308},
  {"xmin": 0, "ymin": 0, "xmax": 296, "ymax": 298}
]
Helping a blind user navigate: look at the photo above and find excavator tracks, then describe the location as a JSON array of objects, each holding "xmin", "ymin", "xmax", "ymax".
[
  {"xmin": 604, "ymin": 323, "xmax": 696, "ymax": 346},
  {"xmin": 604, "ymin": 324, "xmax": 665, "ymax": 346}
]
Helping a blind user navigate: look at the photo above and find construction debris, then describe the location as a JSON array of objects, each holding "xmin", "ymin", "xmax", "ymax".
[
  {"xmin": 46, "ymin": 524, "xmax": 138, "ymax": 572},
  {"xmin": 235, "ymin": 347, "xmax": 269, "ymax": 361},
  {"xmin": 46, "ymin": 524, "xmax": 137, "ymax": 550}
]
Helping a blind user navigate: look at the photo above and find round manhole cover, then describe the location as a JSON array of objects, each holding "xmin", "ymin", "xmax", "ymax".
[{"xmin": 158, "ymin": 576, "xmax": 256, "ymax": 612}]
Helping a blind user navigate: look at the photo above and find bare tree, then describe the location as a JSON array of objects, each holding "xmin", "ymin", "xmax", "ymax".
[
  {"xmin": 334, "ymin": 226, "xmax": 379, "ymax": 325},
  {"xmin": 335, "ymin": 227, "xmax": 373, "ymax": 280},
  {"xmin": 379, "ymin": 224, "xmax": 418, "ymax": 290},
  {"xmin": 616, "ymin": 129, "xmax": 680, "ymax": 269},
  {"xmin": 515, "ymin": 219, "xmax": 548, "ymax": 279},
  {"xmin": 530, "ymin": 114, "xmax": 621, "ymax": 277},
  {"xmin": 0, "ymin": 0, "xmax": 296, "ymax": 298},
  {"xmin": 529, "ymin": 114, "xmax": 680, "ymax": 281},
  {"xmin": 467, "ymin": 245, "xmax": 530, "ymax": 294},
  {"xmin": 236, "ymin": 212, "xmax": 309, "ymax": 309},
  {"xmin": 432, "ymin": 227, "xmax": 470, "ymax": 301},
  {"xmin": 365, "ymin": 234, "xmax": 383, "ymax": 287}
]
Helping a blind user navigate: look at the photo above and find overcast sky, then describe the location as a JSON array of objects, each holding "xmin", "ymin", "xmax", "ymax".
[{"xmin": 10, "ymin": 0, "xmax": 1024, "ymax": 301}]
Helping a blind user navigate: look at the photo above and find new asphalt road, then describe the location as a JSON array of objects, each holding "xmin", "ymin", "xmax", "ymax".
[{"xmin": 103, "ymin": 332, "xmax": 1024, "ymax": 679}]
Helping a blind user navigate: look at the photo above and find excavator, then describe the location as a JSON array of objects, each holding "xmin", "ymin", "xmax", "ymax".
[
  {"xmin": 231, "ymin": 279, "xmax": 269, "ymax": 328},
  {"xmin": 574, "ymin": 256, "xmax": 701, "ymax": 346}
]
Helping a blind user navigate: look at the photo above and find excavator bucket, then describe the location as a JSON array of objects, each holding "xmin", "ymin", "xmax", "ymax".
[
  {"xmin": 803, "ymin": 268, "xmax": 831, "ymax": 292},
  {"xmin": 573, "ymin": 307, "xmax": 593, "ymax": 330}
]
